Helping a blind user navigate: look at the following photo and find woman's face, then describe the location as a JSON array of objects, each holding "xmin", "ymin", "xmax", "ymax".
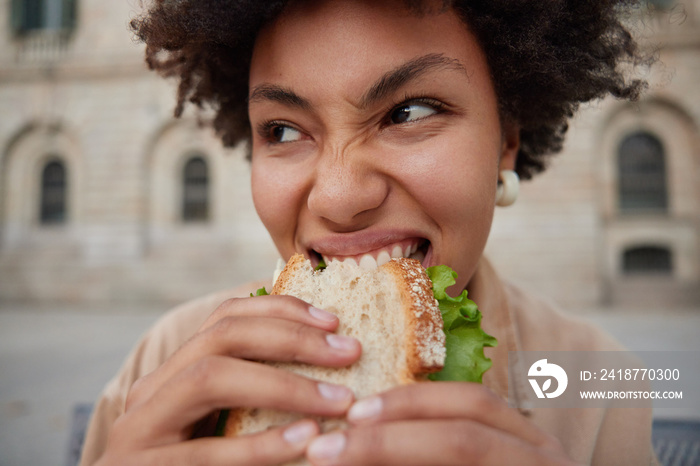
[{"xmin": 249, "ymin": 0, "xmax": 518, "ymax": 292}]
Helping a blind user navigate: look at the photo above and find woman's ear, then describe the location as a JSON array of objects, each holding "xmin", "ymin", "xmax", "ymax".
[{"xmin": 499, "ymin": 119, "xmax": 520, "ymax": 172}]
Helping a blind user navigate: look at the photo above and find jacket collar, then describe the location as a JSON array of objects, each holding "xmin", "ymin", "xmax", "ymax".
[{"xmin": 468, "ymin": 257, "xmax": 533, "ymax": 414}]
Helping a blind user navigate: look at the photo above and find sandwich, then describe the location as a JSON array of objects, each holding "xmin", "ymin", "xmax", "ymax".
[{"xmin": 219, "ymin": 254, "xmax": 497, "ymax": 446}]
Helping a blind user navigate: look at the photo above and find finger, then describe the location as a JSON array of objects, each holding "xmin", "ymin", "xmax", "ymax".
[
  {"xmin": 128, "ymin": 316, "xmax": 360, "ymax": 410},
  {"xmin": 346, "ymin": 382, "xmax": 555, "ymax": 449},
  {"xmin": 122, "ymin": 356, "xmax": 354, "ymax": 443},
  {"xmin": 196, "ymin": 316, "xmax": 361, "ymax": 365},
  {"xmin": 202, "ymin": 295, "xmax": 340, "ymax": 332},
  {"xmin": 306, "ymin": 420, "xmax": 575, "ymax": 466},
  {"xmin": 139, "ymin": 419, "xmax": 320, "ymax": 466}
]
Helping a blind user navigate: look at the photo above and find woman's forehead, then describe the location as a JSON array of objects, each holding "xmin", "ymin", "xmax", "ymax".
[
  {"xmin": 260, "ymin": 0, "xmax": 456, "ymax": 42},
  {"xmin": 249, "ymin": 0, "xmax": 486, "ymax": 97}
]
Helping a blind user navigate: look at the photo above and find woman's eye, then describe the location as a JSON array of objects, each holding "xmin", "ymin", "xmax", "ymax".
[
  {"xmin": 389, "ymin": 103, "xmax": 437, "ymax": 124},
  {"xmin": 270, "ymin": 125, "xmax": 302, "ymax": 143}
]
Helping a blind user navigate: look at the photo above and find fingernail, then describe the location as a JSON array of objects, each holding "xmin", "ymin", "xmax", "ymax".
[
  {"xmin": 309, "ymin": 306, "xmax": 337, "ymax": 322},
  {"xmin": 348, "ymin": 396, "xmax": 383, "ymax": 422},
  {"xmin": 308, "ymin": 432, "xmax": 346, "ymax": 460},
  {"xmin": 283, "ymin": 421, "xmax": 317, "ymax": 444},
  {"xmin": 318, "ymin": 383, "xmax": 352, "ymax": 401},
  {"xmin": 326, "ymin": 334, "xmax": 357, "ymax": 351}
]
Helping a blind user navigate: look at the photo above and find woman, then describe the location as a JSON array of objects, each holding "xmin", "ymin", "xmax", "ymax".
[{"xmin": 82, "ymin": 1, "xmax": 656, "ymax": 464}]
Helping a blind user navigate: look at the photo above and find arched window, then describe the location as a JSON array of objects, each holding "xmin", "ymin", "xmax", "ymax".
[
  {"xmin": 622, "ymin": 246, "xmax": 672, "ymax": 275},
  {"xmin": 617, "ymin": 132, "xmax": 668, "ymax": 213},
  {"xmin": 40, "ymin": 159, "xmax": 67, "ymax": 224},
  {"xmin": 647, "ymin": 0, "xmax": 675, "ymax": 10},
  {"xmin": 11, "ymin": 0, "xmax": 77, "ymax": 34},
  {"xmin": 182, "ymin": 156, "xmax": 209, "ymax": 222}
]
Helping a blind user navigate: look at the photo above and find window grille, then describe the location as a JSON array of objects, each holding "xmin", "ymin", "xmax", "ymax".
[
  {"xmin": 623, "ymin": 246, "xmax": 672, "ymax": 275},
  {"xmin": 11, "ymin": 0, "xmax": 77, "ymax": 34},
  {"xmin": 647, "ymin": 0, "xmax": 675, "ymax": 10},
  {"xmin": 618, "ymin": 132, "xmax": 668, "ymax": 213},
  {"xmin": 40, "ymin": 159, "xmax": 67, "ymax": 224},
  {"xmin": 182, "ymin": 156, "xmax": 209, "ymax": 222}
]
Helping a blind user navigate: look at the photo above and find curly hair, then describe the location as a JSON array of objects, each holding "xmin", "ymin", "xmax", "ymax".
[{"xmin": 131, "ymin": 0, "xmax": 651, "ymax": 179}]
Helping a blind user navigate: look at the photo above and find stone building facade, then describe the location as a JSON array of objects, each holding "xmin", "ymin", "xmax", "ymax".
[
  {"xmin": 0, "ymin": 0, "xmax": 698, "ymax": 309},
  {"xmin": 486, "ymin": 2, "xmax": 700, "ymax": 309}
]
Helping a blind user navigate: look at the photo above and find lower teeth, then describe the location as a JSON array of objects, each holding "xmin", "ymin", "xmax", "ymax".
[{"xmin": 409, "ymin": 249, "xmax": 426, "ymax": 263}]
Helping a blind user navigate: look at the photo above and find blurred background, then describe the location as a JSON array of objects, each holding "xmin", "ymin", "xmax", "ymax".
[{"xmin": 0, "ymin": 0, "xmax": 698, "ymax": 465}]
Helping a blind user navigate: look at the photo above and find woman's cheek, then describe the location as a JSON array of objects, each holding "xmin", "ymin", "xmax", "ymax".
[
  {"xmin": 251, "ymin": 161, "xmax": 301, "ymax": 243},
  {"xmin": 397, "ymin": 137, "xmax": 494, "ymax": 216},
  {"xmin": 403, "ymin": 137, "xmax": 497, "ymax": 281}
]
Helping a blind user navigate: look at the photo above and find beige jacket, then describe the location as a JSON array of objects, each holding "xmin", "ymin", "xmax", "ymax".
[{"xmin": 80, "ymin": 259, "xmax": 658, "ymax": 465}]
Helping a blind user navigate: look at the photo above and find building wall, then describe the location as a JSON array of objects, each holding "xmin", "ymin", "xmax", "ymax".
[
  {"xmin": 0, "ymin": 0, "xmax": 698, "ymax": 309},
  {"xmin": 486, "ymin": 2, "xmax": 700, "ymax": 309},
  {"xmin": 0, "ymin": 0, "xmax": 279, "ymax": 304}
]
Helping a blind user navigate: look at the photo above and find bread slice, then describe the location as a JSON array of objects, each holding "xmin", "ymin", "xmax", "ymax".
[{"xmin": 224, "ymin": 254, "xmax": 446, "ymax": 450}]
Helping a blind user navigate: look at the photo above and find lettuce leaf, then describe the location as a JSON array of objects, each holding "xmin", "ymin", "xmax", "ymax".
[
  {"xmin": 214, "ymin": 409, "xmax": 229, "ymax": 437},
  {"xmin": 426, "ymin": 265, "xmax": 497, "ymax": 383},
  {"xmin": 250, "ymin": 286, "xmax": 269, "ymax": 297},
  {"xmin": 315, "ymin": 258, "xmax": 327, "ymax": 271}
]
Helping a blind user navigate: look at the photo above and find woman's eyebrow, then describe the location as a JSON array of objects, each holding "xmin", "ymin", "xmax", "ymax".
[
  {"xmin": 359, "ymin": 53, "xmax": 466, "ymax": 108},
  {"xmin": 248, "ymin": 53, "xmax": 465, "ymax": 110},
  {"xmin": 248, "ymin": 84, "xmax": 312, "ymax": 110}
]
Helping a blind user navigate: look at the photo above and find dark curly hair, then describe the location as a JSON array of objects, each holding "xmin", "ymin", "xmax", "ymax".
[{"xmin": 131, "ymin": 0, "xmax": 651, "ymax": 179}]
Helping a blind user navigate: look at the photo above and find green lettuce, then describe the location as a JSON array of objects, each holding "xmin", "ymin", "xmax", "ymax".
[
  {"xmin": 426, "ymin": 265, "xmax": 497, "ymax": 383},
  {"xmin": 314, "ymin": 258, "xmax": 327, "ymax": 271},
  {"xmin": 214, "ymin": 409, "xmax": 229, "ymax": 437},
  {"xmin": 250, "ymin": 287, "xmax": 269, "ymax": 297}
]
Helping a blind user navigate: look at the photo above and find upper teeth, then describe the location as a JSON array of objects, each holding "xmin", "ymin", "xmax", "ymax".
[
  {"xmin": 358, "ymin": 254, "xmax": 377, "ymax": 270},
  {"xmin": 376, "ymin": 250, "xmax": 391, "ymax": 266},
  {"xmin": 322, "ymin": 242, "xmax": 424, "ymax": 270}
]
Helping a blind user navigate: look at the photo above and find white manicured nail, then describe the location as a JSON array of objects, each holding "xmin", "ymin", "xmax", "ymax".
[
  {"xmin": 308, "ymin": 432, "xmax": 346, "ymax": 460},
  {"xmin": 318, "ymin": 383, "xmax": 352, "ymax": 401},
  {"xmin": 309, "ymin": 306, "xmax": 336, "ymax": 322},
  {"xmin": 283, "ymin": 421, "xmax": 316, "ymax": 444},
  {"xmin": 326, "ymin": 334, "xmax": 356, "ymax": 351},
  {"xmin": 348, "ymin": 396, "xmax": 383, "ymax": 422}
]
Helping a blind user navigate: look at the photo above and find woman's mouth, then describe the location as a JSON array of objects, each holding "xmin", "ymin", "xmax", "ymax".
[{"xmin": 311, "ymin": 239, "xmax": 430, "ymax": 270}]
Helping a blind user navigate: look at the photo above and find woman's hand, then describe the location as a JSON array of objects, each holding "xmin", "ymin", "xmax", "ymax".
[
  {"xmin": 306, "ymin": 382, "xmax": 580, "ymax": 466},
  {"xmin": 95, "ymin": 295, "xmax": 361, "ymax": 466}
]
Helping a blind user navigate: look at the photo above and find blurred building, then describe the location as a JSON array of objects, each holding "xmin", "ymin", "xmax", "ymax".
[
  {"xmin": 0, "ymin": 0, "xmax": 279, "ymax": 304},
  {"xmin": 487, "ymin": 1, "xmax": 700, "ymax": 309},
  {"xmin": 0, "ymin": 0, "xmax": 698, "ymax": 309}
]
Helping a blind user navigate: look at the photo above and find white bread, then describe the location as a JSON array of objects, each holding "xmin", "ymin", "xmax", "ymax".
[{"xmin": 224, "ymin": 254, "xmax": 446, "ymax": 456}]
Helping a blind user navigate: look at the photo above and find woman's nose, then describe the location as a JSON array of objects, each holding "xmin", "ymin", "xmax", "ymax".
[{"xmin": 307, "ymin": 154, "xmax": 389, "ymax": 227}]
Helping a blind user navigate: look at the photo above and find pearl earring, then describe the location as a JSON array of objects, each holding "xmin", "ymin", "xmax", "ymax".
[{"xmin": 495, "ymin": 169, "xmax": 519, "ymax": 207}]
